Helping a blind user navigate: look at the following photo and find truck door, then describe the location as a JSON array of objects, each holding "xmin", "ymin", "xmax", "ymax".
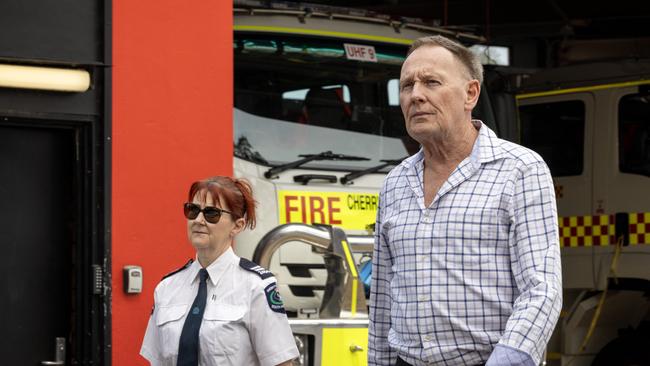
[
  {"xmin": 596, "ymin": 84, "xmax": 650, "ymax": 218},
  {"xmin": 518, "ymin": 93, "xmax": 595, "ymax": 292}
]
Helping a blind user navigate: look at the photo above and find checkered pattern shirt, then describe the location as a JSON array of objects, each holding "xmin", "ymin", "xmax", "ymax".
[{"xmin": 369, "ymin": 121, "xmax": 562, "ymax": 366}]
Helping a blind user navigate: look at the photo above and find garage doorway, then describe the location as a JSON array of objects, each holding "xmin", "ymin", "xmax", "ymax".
[{"xmin": 0, "ymin": 118, "xmax": 101, "ymax": 365}]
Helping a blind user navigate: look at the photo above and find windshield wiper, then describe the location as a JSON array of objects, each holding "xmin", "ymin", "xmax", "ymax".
[
  {"xmin": 264, "ymin": 151, "xmax": 370, "ymax": 179},
  {"xmin": 340, "ymin": 157, "xmax": 407, "ymax": 185},
  {"xmin": 234, "ymin": 136, "xmax": 268, "ymax": 165}
]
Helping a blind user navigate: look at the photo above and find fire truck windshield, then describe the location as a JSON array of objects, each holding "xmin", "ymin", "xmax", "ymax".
[{"xmin": 233, "ymin": 34, "xmax": 418, "ymax": 171}]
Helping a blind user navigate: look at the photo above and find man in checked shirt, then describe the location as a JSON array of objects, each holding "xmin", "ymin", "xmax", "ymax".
[{"xmin": 368, "ymin": 35, "xmax": 562, "ymax": 366}]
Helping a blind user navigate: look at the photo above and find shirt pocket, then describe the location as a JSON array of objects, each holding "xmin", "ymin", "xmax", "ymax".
[
  {"xmin": 444, "ymin": 208, "xmax": 502, "ymax": 266},
  {"xmin": 201, "ymin": 304, "xmax": 247, "ymax": 356},
  {"xmin": 155, "ymin": 303, "xmax": 188, "ymax": 359}
]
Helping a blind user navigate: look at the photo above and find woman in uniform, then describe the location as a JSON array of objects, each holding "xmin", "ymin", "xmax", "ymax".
[{"xmin": 140, "ymin": 176, "xmax": 299, "ymax": 366}]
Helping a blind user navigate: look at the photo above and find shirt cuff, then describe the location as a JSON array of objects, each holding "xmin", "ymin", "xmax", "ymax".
[
  {"xmin": 257, "ymin": 346, "xmax": 300, "ymax": 366},
  {"xmin": 139, "ymin": 347, "xmax": 163, "ymax": 366},
  {"xmin": 486, "ymin": 344, "xmax": 536, "ymax": 366}
]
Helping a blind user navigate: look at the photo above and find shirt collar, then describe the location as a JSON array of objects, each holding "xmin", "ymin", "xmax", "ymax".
[
  {"xmin": 189, "ymin": 247, "xmax": 238, "ymax": 286},
  {"xmin": 471, "ymin": 120, "xmax": 504, "ymax": 164},
  {"xmin": 400, "ymin": 119, "xmax": 503, "ymax": 170}
]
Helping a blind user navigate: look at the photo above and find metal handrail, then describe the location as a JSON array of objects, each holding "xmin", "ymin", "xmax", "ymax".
[
  {"xmin": 252, "ymin": 223, "xmax": 371, "ymax": 318},
  {"xmin": 252, "ymin": 223, "xmax": 373, "ymax": 268}
]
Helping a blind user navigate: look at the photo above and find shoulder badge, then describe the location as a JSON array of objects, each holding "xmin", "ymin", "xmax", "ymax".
[
  {"xmin": 264, "ymin": 282, "xmax": 286, "ymax": 314},
  {"xmin": 239, "ymin": 258, "xmax": 274, "ymax": 279},
  {"xmin": 161, "ymin": 259, "xmax": 193, "ymax": 281}
]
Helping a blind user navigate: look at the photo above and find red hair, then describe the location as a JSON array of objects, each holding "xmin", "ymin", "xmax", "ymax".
[{"xmin": 187, "ymin": 176, "xmax": 257, "ymax": 230}]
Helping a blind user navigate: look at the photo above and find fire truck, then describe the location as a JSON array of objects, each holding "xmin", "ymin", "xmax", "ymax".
[
  {"xmin": 231, "ymin": 1, "xmax": 503, "ymax": 365},
  {"xmin": 232, "ymin": 3, "xmax": 650, "ymax": 366},
  {"xmin": 514, "ymin": 61, "xmax": 650, "ymax": 366}
]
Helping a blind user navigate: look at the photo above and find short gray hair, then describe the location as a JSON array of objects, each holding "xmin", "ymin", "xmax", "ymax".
[{"xmin": 407, "ymin": 35, "xmax": 483, "ymax": 85}]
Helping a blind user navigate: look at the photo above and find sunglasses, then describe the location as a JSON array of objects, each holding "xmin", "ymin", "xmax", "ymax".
[{"xmin": 183, "ymin": 202, "xmax": 234, "ymax": 224}]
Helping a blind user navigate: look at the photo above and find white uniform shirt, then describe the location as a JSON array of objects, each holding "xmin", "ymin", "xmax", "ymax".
[{"xmin": 140, "ymin": 248, "xmax": 299, "ymax": 366}]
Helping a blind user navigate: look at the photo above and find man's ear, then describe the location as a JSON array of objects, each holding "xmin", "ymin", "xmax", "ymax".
[{"xmin": 465, "ymin": 79, "xmax": 481, "ymax": 111}]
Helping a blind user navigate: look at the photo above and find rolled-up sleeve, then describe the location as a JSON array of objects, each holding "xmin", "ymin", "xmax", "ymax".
[
  {"xmin": 487, "ymin": 344, "xmax": 537, "ymax": 366},
  {"xmin": 500, "ymin": 161, "xmax": 562, "ymax": 364}
]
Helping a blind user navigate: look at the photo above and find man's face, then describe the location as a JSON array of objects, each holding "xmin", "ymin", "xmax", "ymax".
[{"xmin": 399, "ymin": 45, "xmax": 478, "ymax": 144}]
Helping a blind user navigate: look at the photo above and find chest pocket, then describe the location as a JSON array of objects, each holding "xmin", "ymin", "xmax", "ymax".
[
  {"xmin": 444, "ymin": 207, "xmax": 504, "ymax": 266},
  {"xmin": 201, "ymin": 304, "xmax": 247, "ymax": 356},
  {"xmin": 155, "ymin": 303, "xmax": 188, "ymax": 359}
]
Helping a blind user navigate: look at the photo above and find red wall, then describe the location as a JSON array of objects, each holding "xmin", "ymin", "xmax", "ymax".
[{"xmin": 112, "ymin": 1, "xmax": 232, "ymax": 364}]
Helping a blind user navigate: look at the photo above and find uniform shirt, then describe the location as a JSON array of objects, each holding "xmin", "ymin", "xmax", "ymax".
[
  {"xmin": 140, "ymin": 247, "xmax": 299, "ymax": 366},
  {"xmin": 369, "ymin": 121, "xmax": 562, "ymax": 366}
]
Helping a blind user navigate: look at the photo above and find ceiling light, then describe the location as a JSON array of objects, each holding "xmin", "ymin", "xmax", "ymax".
[{"xmin": 0, "ymin": 64, "xmax": 90, "ymax": 92}]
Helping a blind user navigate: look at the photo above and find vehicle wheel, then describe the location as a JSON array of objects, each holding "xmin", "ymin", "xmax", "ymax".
[{"xmin": 592, "ymin": 335, "xmax": 650, "ymax": 366}]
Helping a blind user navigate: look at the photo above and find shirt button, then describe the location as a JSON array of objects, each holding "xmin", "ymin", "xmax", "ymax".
[
  {"xmin": 423, "ymin": 335, "xmax": 432, "ymax": 342},
  {"xmin": 418, "ymin": 295, "xmax": 429, "ymax": 301}
]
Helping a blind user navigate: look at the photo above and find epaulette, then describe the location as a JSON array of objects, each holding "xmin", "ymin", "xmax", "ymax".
[
  {"xmin": 161, "ymin": 259, "xmax": 193, "ymax": 281},
  {"xmin": 239, "ymin": 258, "xmax": 274, "ymax": 279}
]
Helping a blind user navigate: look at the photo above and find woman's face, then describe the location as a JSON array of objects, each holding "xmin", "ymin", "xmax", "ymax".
[{"xmin": 186, "ymin": 190, "xmax": 244, "ymax": 256}]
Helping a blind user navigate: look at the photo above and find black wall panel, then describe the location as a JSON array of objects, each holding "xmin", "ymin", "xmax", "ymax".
[{"xmin": 0, "ymin": 0, "xmax": 103, "ymax": 64}]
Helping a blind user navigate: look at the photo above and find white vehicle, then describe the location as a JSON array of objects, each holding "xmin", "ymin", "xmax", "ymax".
[
  {"xmin": 231, "ymin": 1, "xmax": 492, "ymax": 365},
  {"xmin": 515, "ymin": 60, "xmax": 650, "ymax": 366},
  {"xmin": 232, "ymin": 2, "xmax": 650, "ymax": 364}
]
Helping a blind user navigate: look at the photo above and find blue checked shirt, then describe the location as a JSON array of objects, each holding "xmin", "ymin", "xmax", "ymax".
[{"xmin": 369, "ymin": 121, "xmax": 562, "ymax": 366}]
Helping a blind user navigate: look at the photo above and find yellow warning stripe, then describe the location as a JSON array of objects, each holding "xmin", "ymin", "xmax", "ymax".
[
  {"xmin": 234, "ymin": 25, "xmax": 414, "ymax": 45},
  {"xmin": 517, "ymin": 79, "xmax": 650, "ymax": 100},
  {"xmin": 350, "ymin": 278, "xmax": 358, "ymax": 318},
  {"xmin": 629, "ymin": 212, "xmax": 650, "ymax": 245},
  {"xmin": 341, "ymin": 240, "xmax": 359, "ymax": 317},
  {"xmin": 341, "ymin": 240, "xmax": 358, "ymax": 278},
  {"xmin": 558, "ymin": 213, "xmax": 650, "ymax": 247},
  {"xmin": 558, "ymin": 215, "xmax": 614, "ymax": 247}
]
